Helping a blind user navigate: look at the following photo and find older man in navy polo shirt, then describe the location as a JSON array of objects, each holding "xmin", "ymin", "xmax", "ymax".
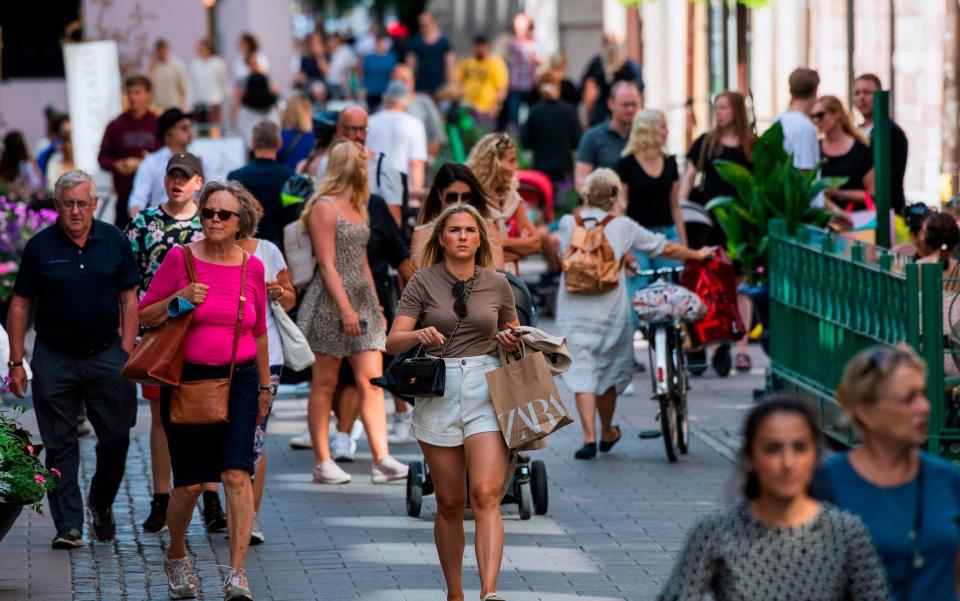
[
  {"xmin": 8, "ymin": 170, "xmax": 140, "ymax": 549},
  {"xmin": 574, "ymin": 81, "xmax": 640, "ymax": 190}
]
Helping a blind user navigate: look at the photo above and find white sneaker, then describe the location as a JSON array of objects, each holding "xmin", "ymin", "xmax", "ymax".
[
  {"xmin": 313, "ymin": 459, "xmax": 352, "ymax": 484},
  {"xmin": 289, "ymin": 428, "xmax": 313, "ymax": 449},
  {"xmin": 249, "ymin": 513, "xmax": 264, "ymax": 546},
  {"xmin": 387, "ymin": 412, "xmax": 412, "ymax": 444},
  {"xmin": 371, "ymin": 455, "xmax": 409, "ymax": 483},
  {"xmin": 623, "ymin": 383, "xmax": 636, "ymax": 397},
  {"xmin": 331, "ymin": 432, "xmax": 356, "ymax": 462},
  {"xmin": 350, "ymin": 418, "xmax": 364, "ymax": 442}
]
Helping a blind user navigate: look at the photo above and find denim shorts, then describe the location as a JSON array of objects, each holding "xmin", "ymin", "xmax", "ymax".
[{"xmin": 410, "ymin": 355, "xmax": 501, "ymax": 447}]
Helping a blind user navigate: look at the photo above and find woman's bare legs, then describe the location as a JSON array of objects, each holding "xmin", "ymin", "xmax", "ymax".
[
  {"xmin": 464, "ymin": 432, "xmax": 509, "ymax": 598},
  {"xmin": 308, "ymin": 354, "xmax": 342, "ymax": 464},
  {"xmin": 221, "ymin": 468, "xmax": 254, "ymax": 569},
  {"xmin": 347, "ymin": 351, "xmax": 389, "ymax": 461},
  {"xmin": 595, "ymin": 386, "xmax": 619, "ymax": 442},
  {"xmin": 420, "ymin": 442, "xmax": 467, "ymax": 601},
  {"xmin": 165, "ymin": 484, "xmax": 202, "ymax": 559},
  {"xmin": 575, "ymin": 392, "xmax": 598, "ymax": 444},
  {"xmin": 149, "ymin": 399, "xmax": 171, "ymax": 494}
]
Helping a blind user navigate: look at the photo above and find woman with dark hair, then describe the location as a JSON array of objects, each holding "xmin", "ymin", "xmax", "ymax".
[
  {"xmin": 410, "ymin": 162, "xmax": 503, "ymax": 270},
  {"xmin": 916, "ymin": 213, "xmax": 960, "ymax": 377},
  {"xmin": 0, "ymin": 131, "xmax": 44, "ymax": 199},
  {"xmin": 659, "ymin": 398, "xmax": 889, "ymax": 601},
  {"xmin": 817, "ymin": 346, "xmax": 960, "ymax": 601}
]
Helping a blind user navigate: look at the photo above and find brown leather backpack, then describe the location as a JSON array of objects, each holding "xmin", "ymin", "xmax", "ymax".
[{"xmin": 562, "ymin": 212, "xmax": 621, "ymax": 294}]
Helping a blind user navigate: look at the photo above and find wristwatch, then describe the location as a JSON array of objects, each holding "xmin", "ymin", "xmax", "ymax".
[
  {"xmin": 259, "ymin": 384, "xmax": 278, "ymax": 395},
  {"xmin": 7, "ymin": 360, "xmax": 23, "ymax": 369}
]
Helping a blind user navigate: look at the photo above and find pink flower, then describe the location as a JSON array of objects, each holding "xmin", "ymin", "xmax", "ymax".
[
  {"xmin": 34, "ymin": 474, "xmax": 45, "ymax": 484},
  {"xmin": 26, "ymin": 445, "xmax": 34, "ymax": 454},
  {"xmin": 50, "ymin": 468, "xmax": 61, "ymax": 478}
]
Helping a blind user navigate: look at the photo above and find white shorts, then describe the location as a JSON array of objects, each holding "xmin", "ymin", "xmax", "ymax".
[{"xmin": 410, "ymin": 354, "xmax": 501, "ymax": 447}]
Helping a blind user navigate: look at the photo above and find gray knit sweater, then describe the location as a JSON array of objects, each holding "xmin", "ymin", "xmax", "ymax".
[{"xmin": 658, "ymin": 503, "xmax": 892, "ymax": 601}]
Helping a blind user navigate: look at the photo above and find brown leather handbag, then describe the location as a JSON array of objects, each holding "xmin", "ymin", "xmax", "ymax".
[
  {"xmin": 122, "ymin": 246, "xmax": 201, "ymax": 386},
  {"xmin": 169, "ymin": 251, "xmax": 248, "ymax": 425}
]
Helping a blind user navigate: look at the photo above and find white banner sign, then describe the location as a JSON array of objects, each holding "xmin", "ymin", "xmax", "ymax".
[{"xmin": 63, "ymin": 41, "xmax": 122, "ymax": 175}]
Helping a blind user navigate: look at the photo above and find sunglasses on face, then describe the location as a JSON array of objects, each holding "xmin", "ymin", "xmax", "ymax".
[
  {"xmin": 443, "ymin": 191, "xmax": 473, "ymax": 204},
  {"xmin": 200, "ymin": 208, "xmax": 238, "ymax": 221},
  {"xmin": 811, "ymin": 111, "xmax": 827, "ymax": 121}
]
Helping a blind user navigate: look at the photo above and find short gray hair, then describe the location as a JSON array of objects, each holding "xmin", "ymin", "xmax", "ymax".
[
  {"xmin": 251, "ymin": 120, "xmax": 280, "ymax": 150},
  {"xmin": 198, "ymin": 180, "xmax": 263, "ymax": 239},
  {"xmin": 383, "ymin": 80, "xmax": 410, "ymax": 106},
  {"xmin": 54, "ymin": 170, "xmax": 99, "ymax": 203},
  {"xmin": 581, "ymin": 168, "xmax": 620, "ymax": 210}
]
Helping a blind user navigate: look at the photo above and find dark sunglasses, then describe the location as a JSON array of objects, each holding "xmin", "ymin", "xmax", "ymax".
[
  {"xmin": 452, "ymin": 280, "xmax": 470, "ymax": 319},
  {"xmin": 444, "ymin": 191, "xmax": 473, "ymax": 204},
  {"xmin": 858, "ymin": 348, "xmax": 913, "ymax": 377},
  {"xmin": 200, "ymin": 208, "xmax": 239, "ymax": 221},
  {"xmin": 811, "ymin": 111, "xmax": 827, "ymax": 121}
]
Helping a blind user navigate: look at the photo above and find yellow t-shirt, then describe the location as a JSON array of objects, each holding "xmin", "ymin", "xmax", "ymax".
[{"xmin": 456, "ymin": 56, "xmax": 509, "ymax": 114}]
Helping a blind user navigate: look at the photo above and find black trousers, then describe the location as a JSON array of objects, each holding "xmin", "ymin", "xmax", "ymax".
[{"xmin": 31, "ymin": 339, "xmax": 137, "ymax": 532}]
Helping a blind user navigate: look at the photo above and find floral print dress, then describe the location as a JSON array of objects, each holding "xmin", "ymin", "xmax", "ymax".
[{"xmin": 124, "ymin": 206, "xmax": 204, "ymax": 297}]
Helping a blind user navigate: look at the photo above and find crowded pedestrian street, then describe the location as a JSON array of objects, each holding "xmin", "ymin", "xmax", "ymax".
[
  {"xmin": 3, "ymin": 1, "xmax": 960, "ymax": 600},
  {"xmin": 2, "ymin": 335, "xmax": 764, "ymax": 601}
]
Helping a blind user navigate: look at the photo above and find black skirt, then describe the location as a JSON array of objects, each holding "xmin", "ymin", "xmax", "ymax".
[{"xmin": 161, "ymin": 361, "xmax": 259, "ymax": 487}]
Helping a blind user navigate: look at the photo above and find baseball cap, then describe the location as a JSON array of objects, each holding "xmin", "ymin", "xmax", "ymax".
[
  {"xmin": 165, "ymin": 152, "xmax": 202, "ymax": 178},
  {"xmin": 157, "ymin": 108, "xmax": 193, "ymax": 142}
]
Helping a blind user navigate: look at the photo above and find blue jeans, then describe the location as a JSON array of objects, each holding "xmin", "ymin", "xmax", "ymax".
[{"xmin": 628, "ymin": 225, "xmax": 680, "ymax": 331}]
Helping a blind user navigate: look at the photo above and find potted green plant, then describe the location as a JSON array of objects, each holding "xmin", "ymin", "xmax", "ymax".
[
  {"xmin": 705, "ymin": 121, "xmax": 846, "ymax": 350},
  {"xmin": 0, "ymin": 403, "xmax": 58, "ymax": 542}
]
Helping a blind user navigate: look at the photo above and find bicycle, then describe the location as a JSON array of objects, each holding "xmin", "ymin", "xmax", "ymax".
[{"xmin": 635, "ymin": 266, "xmax": 690, "ymax": 463}]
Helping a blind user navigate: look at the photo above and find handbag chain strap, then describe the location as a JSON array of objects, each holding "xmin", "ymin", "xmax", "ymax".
[
  {"xmin": 183, "ymin": 244, "xmax": 247, "ymax": 383},
  {"xmin": 437, "ymin": 266, "xmax": 479, "ymax": 359}
]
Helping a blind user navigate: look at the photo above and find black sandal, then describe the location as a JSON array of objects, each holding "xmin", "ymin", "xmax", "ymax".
[
  {"xmin": 574, "ymin": 443, "xmax": 597, "ymax": 460},
  {"xmin": 736, "ymin": 353, "xmax": 752, "ymax": 372},
  {"xmin": 599, "ymin": 425, "xmax": 622, "ymax": 453}
]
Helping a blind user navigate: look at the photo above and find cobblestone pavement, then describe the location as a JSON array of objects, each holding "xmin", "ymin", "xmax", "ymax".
[{"xmin": 1, "ymin": 340, "xmax": 765, "ymax": 601}]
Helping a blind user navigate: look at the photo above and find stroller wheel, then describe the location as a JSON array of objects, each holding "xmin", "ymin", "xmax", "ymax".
[
  {"xmin": 406, "ymin": 461, "xmax": 425, "ymax": 517},
  {"xmin": 530, "ymin": 460, "xmax": 548, "ymax": 515},
  {"xmin": 518, "ymin": 481, "xmax": 533, "ymax": 520}
]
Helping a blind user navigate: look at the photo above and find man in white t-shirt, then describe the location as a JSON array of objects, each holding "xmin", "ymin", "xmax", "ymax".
[
  {"xmin": 366, "ymin": 81, "xmax": 428, "ymax": 205},
  {"xmin": 775, "ymin": 67, "xmax": 823, "ymax": 207}
]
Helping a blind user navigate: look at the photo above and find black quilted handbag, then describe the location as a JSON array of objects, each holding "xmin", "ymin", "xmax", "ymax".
[{"xmin": 396, "ymin": 315, "xmax": 465, "ymax": 398}]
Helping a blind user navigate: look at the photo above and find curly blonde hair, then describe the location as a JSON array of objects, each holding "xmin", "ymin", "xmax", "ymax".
[
  {"xmin": 581, "ymin": 168, "xmax": 620, "ymax": 211},
  {"xmin": 419, "ymin": 204, "xmax": 495, "ymax": 269},
  {"xmin": 301, "ymin": 140, "xmax": 370, "ymax": 227},
  {"xmin": 622, "ymin": 109, "xmax": 666, "ymax": 160},
  {"xmin": 466, "ymin": 133, "xmax": 515, "ymax": 198}
]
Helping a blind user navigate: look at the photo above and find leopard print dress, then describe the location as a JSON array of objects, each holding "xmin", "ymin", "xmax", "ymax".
[{"xmin": 296, "ymin": 202, "xmax": 385, "ymax": 358}]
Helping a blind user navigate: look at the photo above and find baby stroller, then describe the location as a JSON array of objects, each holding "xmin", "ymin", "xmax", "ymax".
[
  {"xmin": 517, "ymin": 170, "xmax": 555, "ymax": 224},
  {"xmin": 406, "ymin": 455, "xmax": 549, "ymax": 520}
]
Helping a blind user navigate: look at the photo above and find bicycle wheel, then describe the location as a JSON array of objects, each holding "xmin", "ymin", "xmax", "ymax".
[
  {"xmin": 659, "ymin": 396, "xmax": 679, "ymax": 462},
  {"xmin": 672, "ymin": 334, "xmax": 690, "ymax": 455}
]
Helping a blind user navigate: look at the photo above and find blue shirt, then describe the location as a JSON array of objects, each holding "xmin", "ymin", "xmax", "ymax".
[
  {"xmin": 363, "ymin": 52, "xmax": 398, "ymax": 97},
  {"xmin": 576, "ymin": 121, "xmax": 628, "ymax": 171},
  {"xmin": 408, "ymin": 35, "xmax": 452, "ymax": 93},
  {"xmin": 278, "ymin": 129, "xmax": 315, "ymax": 170},
  {"xmin": 815, "ymin": 452, "xmax": 960, "ymax": 601}
]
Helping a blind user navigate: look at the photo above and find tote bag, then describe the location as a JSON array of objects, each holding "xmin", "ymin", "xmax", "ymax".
[{"xmin": 261, "ymin": 243, "xmax": 315, "ymax": 372}]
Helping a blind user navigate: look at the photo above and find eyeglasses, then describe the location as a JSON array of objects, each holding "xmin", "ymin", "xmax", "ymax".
[
  {"xmin": 200, "ymin": 208, "xmax": 239, "ymax": 221},
  {"xmin": 443, "ymin": 191, "xmax": 473, "ymax": 205},
  {"xmin": 858, "ymin": 347, "xmax": 913, "ymax": 377},
  {"xmin": 452, "ymin": 280, "xmax": 470, "ymax": 319},
  {"xmin": 60, "ymin": 200, "xmax": 92, "ymax": 210},
  {"xmin": 811, "ymin": 111, "xmax": 827, "ymax": 121},
  {"xmin": 341, "ymin": 125, "xmax": 369, "ymax": 135}
]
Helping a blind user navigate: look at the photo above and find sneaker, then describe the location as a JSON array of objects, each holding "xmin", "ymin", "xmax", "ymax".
[
  {"xmin": 142, "ymin": 493, "xmax": 169, "ymax": 533},
  {"xmin": 350, "ymin": 418, "xmax": 364, "ymax": 442},
  {"xmin": 88, "ymin": 501, "xmax": 115, "ymax": 541},
  {"xmin": 313, "ymin": 459, "xmax": 352, "ymax": 484},
  {"xmin": 51, "ymin": 528, "xmax": 83, "ymax": 549},
  {"xmin": 289, "ymin": 428, "xmax": 314, "ymax": 449},
  {"xmin": 203, "ymin": 492, "xmax": 227, "ymax": 533},
  {"xmin": 622, "ymin": 383, "xmax": 636, "ymax": 397},
  {"xmin": 331, "ymin": 432, "xmax": 356, "ymax": 462},
  {"xmin": 371, "ymin": 456, "xmax": 409, "ymax": 483},
  {"xmin": 249, "ymin": 514, "xmax": 264, "ymax": 546},
  {"xmin": 387, "ymin": 412, "xmax": 412, "ymax": 444},
  {"xmin": 164, "ymin": 553, "xmax": 199, "ymax": 599},
  {"xmin": 223, "ymin": 568, "xmax": 252, "ymax": 601}
]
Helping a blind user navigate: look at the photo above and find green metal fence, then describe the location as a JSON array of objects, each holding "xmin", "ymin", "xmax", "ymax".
[{"xmin": 767, "ymin": 220, "xmax": 960, "ymax": 457}]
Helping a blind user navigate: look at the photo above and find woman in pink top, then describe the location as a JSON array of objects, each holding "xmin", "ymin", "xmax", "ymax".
[{"xmin": 138, "ymin": 180, "xmax": 269, "ymax": 601}]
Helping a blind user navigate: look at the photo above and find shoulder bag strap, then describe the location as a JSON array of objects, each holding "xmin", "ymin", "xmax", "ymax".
[
  {"xmin": 279, "ymin": 132, "xmax": 306, "ymax": 164},
  {"xmin": 598, "ymin": 214, "xmax": 616, "ymax": 228},
  {"xmin": 182, "ymin": 244, "xmax": 199, "ymax": 284},
  {"xmin": 227, "ymin": 252, "xmax": 249, "ymax": 384}
]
